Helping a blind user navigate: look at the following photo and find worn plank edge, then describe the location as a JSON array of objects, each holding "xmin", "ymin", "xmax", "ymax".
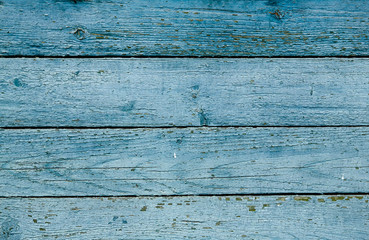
[
  {"xmin": 2, "ymin": 0, "xmax": 369, "ymax": 57},
  {"xmin": 0, "ymin": 195, "xmax": 368, "ymax": 239},
  {"xmin": 2, "ymin": 127, "xmax": 369, "ymax": 196},
  {"xmin": 3, "ymin": 57, "xmax": 369, "ymax": 127}
]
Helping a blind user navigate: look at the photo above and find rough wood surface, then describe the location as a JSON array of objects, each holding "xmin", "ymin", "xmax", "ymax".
[
  {"xmin": 2, "ymin": 0, "xmax": 369, "ymax": 238},
  {"xmin": 0, "ymin": 195, "xmax": 368, "ymax": 239},
  {"xmin": 1, "ymin": 0, "xmax": 369, "ymax": 56},
  {"xmin": 1, "ymin": 127, "xmax": 368, "ymax": 196},
  {"xmin": 1, "ymin": 58, "xmax": 369, "ymax": 127}
]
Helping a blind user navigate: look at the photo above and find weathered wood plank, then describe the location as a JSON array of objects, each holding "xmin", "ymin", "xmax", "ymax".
[
  {"xmin": 0, "ymin": 195, "xmax": 368, "ymax": 239},
  {"xmin": 1, "ymin": 127, "xmax": 368, "ymax": 196},
  {"xmin": 1, "ymin": 0, "xmax": 369, "ymax": 56},
  {"xmin": 1, "ymin": 58, "xmax": 369, "ymax": 127}
]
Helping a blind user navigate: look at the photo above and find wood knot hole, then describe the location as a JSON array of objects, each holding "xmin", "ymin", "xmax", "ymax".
[
  {"xmin": 269, "ymin": 9, "xmax": 285, "ymax": 20},
  {"xmin": 73, "ymin": 28, "xmax": 86, "ymax": 40}
]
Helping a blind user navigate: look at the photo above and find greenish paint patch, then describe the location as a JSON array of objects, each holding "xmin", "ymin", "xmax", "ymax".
[
  {"xmin": 140, "ymin": 206, "xmax": 147, "ymax": 211},
  {"xmin": 235, "ymin": 197, "xmax": 242, "ymax": 201},
  {"xmin": 277, "ymin": 197, "xmax": 286, "ymax": 201},
  {"xmin": 294, "ymin": 196, "xmax": 311, "ymax": 201},
  {"xmin": 262, "ymin": 204, "xmax": 270, "ymax": 209},
  {"xmin": 248, "ymin": 206, "xmax": 256, "ymax": 212},
  {"xmin": 216, "ymin": 221, "xmax": 221, "ymax": 226},
  {"xmin": 318, "ymin": 198, "xmax": 325, "ymax": 202},
  {"xmin": 329, "ymin": 196, "xmax": 345, "ymax": 201}
]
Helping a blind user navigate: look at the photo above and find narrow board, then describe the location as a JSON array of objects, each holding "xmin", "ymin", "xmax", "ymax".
[
  {"xmin": 1, "ymin": 58, "xmax": 369, "ymax": 127},
  {"xmin": 1, "ymin": 0, "xmax": 369, "ymax": 56},
  {"xmin": 0, "ymin": 195, "xmax": 368, "ymax": 239},
  {"xmin": 1, "ymin": 127, "xmax": 368, "ymax": 196}
]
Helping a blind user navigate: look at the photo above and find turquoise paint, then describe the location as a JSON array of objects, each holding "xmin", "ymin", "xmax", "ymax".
[
  {"xmin": 0, "ymin": 0, "xmax": 369, "ymax": 56},
  {"xmin": 1, "ymin": 58, "xmax": 369, "ymax": 127},
  {"xmin": 1, "ymin": 0, "xmax": 368, "ymax": 238},
  {"xmin": 0, "ymin": 127, "xmax": 368, "ymax": 196},
  {"xmin": 0, "ymin": 196, "xmax": 368, "ymax": 239}
]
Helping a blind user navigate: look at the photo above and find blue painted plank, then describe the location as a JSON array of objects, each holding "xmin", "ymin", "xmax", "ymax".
[
  {"xmin": 1, "ymin": 127, "xmax": 368, "ymax": 196},
  {"xmin": 0, "ymin": 195, "xmax": 368, "ymax": 239},
  {"xmin": 1, "ymin": 58, "xmax": 369, "ymax": 127},
  {"xmin": 0, "ymin": 0, "xmax": 369, "ymax": 56}
]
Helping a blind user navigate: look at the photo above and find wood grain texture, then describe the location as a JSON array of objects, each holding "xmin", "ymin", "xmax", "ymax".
[
  {"xmin": 1, "ymin": 58, "xmax": 369, "ymax": 127},
  {"xmin": 1, "ymin": 127, "xmax": 368, "ymax": 196},
  {"xmin": 1, "ymin": 0, "xmax": 369, "ymax": 56},
  {"xmin": 0, "ymin": 195, "xmax": 368, "ymax": 239}
]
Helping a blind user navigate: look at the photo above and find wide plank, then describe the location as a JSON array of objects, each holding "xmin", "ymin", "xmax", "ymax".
[
  {"xmin": 1, "ymin": 127, "xmax": 368, "ymax": 196},
  {"xmin": 0, "ymin": 195, "xmax": 368, "ymax": 239},
  {"xmin": 1, "ymin": 58, "xmax": 369, "ymax": 127},
  {"xmin": 1, "ymin": 0, "xmax": 369, "ymax": 56}
]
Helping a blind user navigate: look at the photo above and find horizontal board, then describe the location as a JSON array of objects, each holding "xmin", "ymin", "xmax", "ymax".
[
  {"xmin": 1, "ymin": 127, "xmax": 368, "ymax": 196},
  {"xmin": 0, "ymin": 195, "xmax": 368, "ymax": 239},
  {"xmin": 1, "ymin": 58, "xmax": 369, "ymax": 127},
  {"xmin": 0, "ymin": 0, "xmax": 369, "ymax": 56}
]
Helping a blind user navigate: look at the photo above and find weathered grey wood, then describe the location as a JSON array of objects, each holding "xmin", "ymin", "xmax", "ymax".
[
  {"xmin": 1, "ymin": 0, "xmax": 369, "ymax": 56},
  {"xmin": 1, "ymin": 127, "xmax": 368, "ymax": 196},
  {"xmin": 1, "ymin": 58, "xmax": 369, "ymax": 127},
  {"xmin": 0, "ymin": 195, "xmax": 368, "ymax": 239}
]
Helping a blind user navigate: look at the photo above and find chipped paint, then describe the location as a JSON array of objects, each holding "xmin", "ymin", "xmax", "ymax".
[{"xmin": 294, "ymin": 196, "xmax": 311, "ymax": 201}]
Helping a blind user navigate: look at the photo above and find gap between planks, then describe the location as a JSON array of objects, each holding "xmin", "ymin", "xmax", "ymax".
[
  {"xmin": 2, "ymin": 55, "xmax": 369, "ymax": 59},
  {"xmin": 1, "ymin": 193, "xmax": 368, "ymax": 199},
  {"xmin": 3, "ymin": 125, "xmax": 369, "ymax": 130}
]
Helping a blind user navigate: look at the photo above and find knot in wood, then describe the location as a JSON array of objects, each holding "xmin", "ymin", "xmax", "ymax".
[
  {"xmin": 73, "ymin": 28, "xmax": 86, "ymax": 40},
  {"xmin": 269, "ymin": 9, "xmax": 285, "ymax": 20}
]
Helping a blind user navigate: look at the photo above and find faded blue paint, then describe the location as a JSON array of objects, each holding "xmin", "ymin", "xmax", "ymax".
[
  {"xmin": 0, "ymin": 218, "xmax": 20, "ymax": 240},
  {"xmin": 1, "ymin": 58, "xmax": 369, "ymax": 127},
  {"xmin": 0, "ymin": 127, "xmax": 368, "ymax": 196},
  {"xmin": 0, "ymin": 0, "xmax": 368, "ymax": 56},
  {"xmin": 1, "ymin": 0, "xmax": 368, "ymax": 238},
  {"xmin": 0, "ymin": 196, "xmax": 368, "ymax": 239}
]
